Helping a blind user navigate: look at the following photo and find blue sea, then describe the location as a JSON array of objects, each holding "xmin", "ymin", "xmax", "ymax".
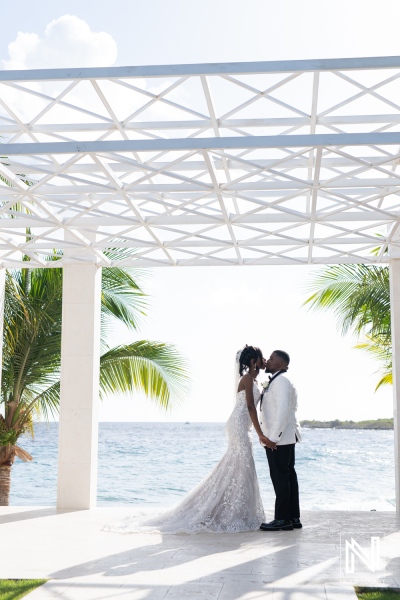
[{"xmin": 9, "ymin": 423, "xmax": 396, "ymax": 511}]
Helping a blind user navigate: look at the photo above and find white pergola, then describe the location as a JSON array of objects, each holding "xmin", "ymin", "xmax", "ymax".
[{"xmin": 0, "ymin": 56, "xmax": 400, "ymax": 510}]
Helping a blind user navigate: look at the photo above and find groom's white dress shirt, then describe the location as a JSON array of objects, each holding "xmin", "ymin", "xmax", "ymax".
[{"xmin": 260, "ymin": 372, "xmax": 301, "ymax": 445}]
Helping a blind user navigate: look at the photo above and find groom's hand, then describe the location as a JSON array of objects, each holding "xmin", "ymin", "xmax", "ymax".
[{"xmin": 259, "ymin": 435, "xmax": 277, "ymax": 450}]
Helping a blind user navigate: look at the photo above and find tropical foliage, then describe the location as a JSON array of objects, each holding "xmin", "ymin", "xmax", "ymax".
[
  {"xmin": 304, "ymin": 264, "xmax": 391, "ymax": 390},
  {"xmin": 0, "ymin": 262, "xmax": 189, "ymax": 505}
]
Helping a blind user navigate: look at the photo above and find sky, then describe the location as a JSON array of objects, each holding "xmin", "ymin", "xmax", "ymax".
[{"xmin": 1, "ymin": 0, "xmax": 398, "ymax": 423}]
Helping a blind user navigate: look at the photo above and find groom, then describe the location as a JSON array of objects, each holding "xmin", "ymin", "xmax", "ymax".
[{"xmin": 259, "ymin": 350, "xmax": 302, "ymax": 531}]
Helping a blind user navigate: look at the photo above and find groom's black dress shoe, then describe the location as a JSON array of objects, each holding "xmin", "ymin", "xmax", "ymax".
[
  {"xmin": 291, "ymin": 518, "xmax": 302, "ymax": 529},
  {"xmin": 260, "ymin": 519, "xmax": 293, "ymax": 531}
]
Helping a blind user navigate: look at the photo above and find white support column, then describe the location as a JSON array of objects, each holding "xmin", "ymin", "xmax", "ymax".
[
  {"xmin": 57, "ymin": 263, "xmax": 102, "ymax": 509},
  {"xmin": 0, "ymin": 270, "xmax": 5, "ymax": 405},
  {"xmin": 389, "ymin": 247, "xmax": 400, "ymax": 512}
]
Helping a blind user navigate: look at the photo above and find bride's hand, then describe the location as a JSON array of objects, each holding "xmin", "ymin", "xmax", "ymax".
[{"xmin": 259, "ymin": 435, "xmax": 277, "ymax": 450}]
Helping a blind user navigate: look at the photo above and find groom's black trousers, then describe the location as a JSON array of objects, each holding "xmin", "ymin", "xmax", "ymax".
[{"xmin": 265, "ymin": 443, "xmax": 300, "ymax": 521}]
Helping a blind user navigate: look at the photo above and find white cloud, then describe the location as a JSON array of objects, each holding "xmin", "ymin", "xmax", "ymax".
[{"xmin": 3, "ymin": 15, "xmax": 117, "ymax": 70}]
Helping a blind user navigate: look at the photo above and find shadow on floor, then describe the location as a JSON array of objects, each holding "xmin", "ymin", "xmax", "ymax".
[{"xmin": 0, "ymin": 507, "xmax": 84, "ymax": 524}]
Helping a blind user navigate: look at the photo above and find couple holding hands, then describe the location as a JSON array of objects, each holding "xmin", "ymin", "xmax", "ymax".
[
  {"xmin": 238, "ymin": 345, "xmax": 302, "ymax": 532},
  {"xmin": 105, "ymin": 345, "xmax": 302, "ymax": 535}
]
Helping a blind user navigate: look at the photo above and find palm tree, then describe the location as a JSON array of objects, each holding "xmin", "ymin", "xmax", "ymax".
[
  {"xmin": 0, "ymin": 262, "xmax": 189, "ymax": 505},
  {"xmin": 304, "ymin": 264, "xmax": 391, "ymax": 390}
]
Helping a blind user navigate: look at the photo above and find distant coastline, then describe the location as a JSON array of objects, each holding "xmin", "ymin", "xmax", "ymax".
[{"xmin": 300, "ymin": 418, "xmax": 393, "ymax": 430}]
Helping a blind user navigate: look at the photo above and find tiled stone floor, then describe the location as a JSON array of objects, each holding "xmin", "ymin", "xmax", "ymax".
[{"xmin": 0, "ymin": 508, "xmax": 399, "ymax": 599}]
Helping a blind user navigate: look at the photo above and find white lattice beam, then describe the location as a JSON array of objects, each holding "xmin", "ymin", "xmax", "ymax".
[{"xmin": 1, "ymin": 58, "xmax": 400, "ymax": 268}]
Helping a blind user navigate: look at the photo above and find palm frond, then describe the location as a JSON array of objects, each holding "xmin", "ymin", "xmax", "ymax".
[
  {"xmin": 354, "ymin": 335, "xmax": 392, "ymax": 392},
  {"xmin": 100, "ymin": 341, "xmax": 190, "ymax": 409},
  {"xmin": 305, "ymin": 264, "xmax": 392, "ymax": 393},
  {"xmin": 101, "ymin": 267, "xmax": 147, "ymax": 333},
  {"xmin": 374, "ymin": 373, "xmax": 393, "ymax": 390},
  {"xmin": 304, "ymin": 264, "xmax": 390, "ymax": 338},
  {"xmin": 2, "ymin": 260, "xmax": 189, "ymax": 443},
  {"xmin": 14, "ymin": 446, "xmax": 33, "ymax": 461},
  {"xmin": 26, "ymin": 381, "xmax": 61, "ymax": 420}
]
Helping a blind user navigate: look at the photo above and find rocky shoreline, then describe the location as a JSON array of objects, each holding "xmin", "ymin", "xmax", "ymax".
[{"xmin": 300, "ymin": 418, "xmax": 393, "ymax": 430}]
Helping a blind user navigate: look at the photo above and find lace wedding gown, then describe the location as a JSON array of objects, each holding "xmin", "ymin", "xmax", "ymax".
[{"xmin": 104, "ymin": 383, "xmax": 265, "ymax": 534}]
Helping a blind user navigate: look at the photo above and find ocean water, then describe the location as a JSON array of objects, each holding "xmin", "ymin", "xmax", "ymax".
[{"xmin": 9, "ymin": 423, "xmax": 396, "ymax": 511}]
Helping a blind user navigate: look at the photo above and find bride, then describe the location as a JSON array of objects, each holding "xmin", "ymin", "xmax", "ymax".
[{"xmin": 104, "ymin": 345, "xmax": 276, "ymax": 534}]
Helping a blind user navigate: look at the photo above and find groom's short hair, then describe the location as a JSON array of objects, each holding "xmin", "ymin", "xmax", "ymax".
[{"xmin": 273, "ymin": 350, "xmax": 290, "ymax": 366}]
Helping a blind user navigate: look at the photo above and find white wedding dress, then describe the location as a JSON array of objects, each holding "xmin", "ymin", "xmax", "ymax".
[{"xmin": 104, "ymin": 383, "xmax": 265, "ymax": 534}]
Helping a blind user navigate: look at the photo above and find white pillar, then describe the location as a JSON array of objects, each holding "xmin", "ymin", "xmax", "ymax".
[
  {"xmin": 389, "ymin": 254, "xmax": 400, "ymax": 512},
  {"xmin": 0, "ymin": 270, "xmax": 5, "ymax": 407},
  {"xmin": 57, "ymin": 263, "xmax": 101, "ymax": 509}
]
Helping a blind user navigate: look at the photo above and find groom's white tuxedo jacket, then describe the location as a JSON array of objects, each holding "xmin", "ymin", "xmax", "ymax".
[{"xmin": 260, "ymin": 372, "xmax": 301, "ymax": 445}]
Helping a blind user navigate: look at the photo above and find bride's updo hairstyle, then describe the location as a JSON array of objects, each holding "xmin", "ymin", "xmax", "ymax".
[{"xmin": 239, "ymin": 345, "xmax": 263, "ymax": 376}]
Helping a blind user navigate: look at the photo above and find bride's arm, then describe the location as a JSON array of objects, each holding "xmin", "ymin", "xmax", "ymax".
[{"xmin": 243, "ymin": 375, "xmax": 277, "ymax": 450}]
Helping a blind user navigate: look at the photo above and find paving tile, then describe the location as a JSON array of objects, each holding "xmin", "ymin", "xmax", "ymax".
[
  {"xmin": 55, "ymin": 583, "xmax": 124, "ymax": 599},
  {"xmin": 45, "ymin": 579, "xmax": 141, "ymax": 600},
  {"xmin": 272, "ymin": 585, "xmax": 327, "ymax": 599},
  {"xmin": 101, "ymin": 573, "xmax": 177, "ymax": 587},
  {"xmin": 325, "ymin": 584, "xmax": 358, "ymax": 599},
  {"xmin": 0, "ymin": 509, "xmax": 399, "ymax": 599},
  {"xmin": 200, "ymin": 573, "xmax": 273, "ymax": 584},
  {"xmin": 26, "ymin": 589, "xmax": 61, "ymax": 600},
  {"xmin": 28, "ymin": 582, "xmax": 73, "ymax": 599},
  {"xmin": 294, "ymin": 560, "xmax": 341, "ymax": 584},
  {"xmin": 251, "ymin": 563, "xmax": 298, "ymax": 576},
  {"xmin": 219, "ymin": 582, "xmax": 274, "ymax": 599},
  {"xmin": 352, "ymin": 578, "xmax": 400, "ymax": 588},
  {"xmin": 24, "ymin": 583, "xmax": 62, "ymax": 599},
  {"xmin": 104, "ymin": 560, "xmax": 169, "ymax": 576},
  {"xmin": 163, "ymin": 583, "xmax": 223, "ymax": 599},
  {"xmin": 205, "ymin": 563, "xmax": 255, "ymax": 575},
  {"xmin": 119, "ymin": 585, "xmax": 171, "ymax": 599}
]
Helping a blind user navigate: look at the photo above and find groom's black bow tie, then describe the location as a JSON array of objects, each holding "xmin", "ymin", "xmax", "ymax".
[
  {"xmin": 267, "ymin": 372, "xmax": 281, "ymax": 384},
  {"xmin": 267, "ymin": 369, "xmax": 287, "ymax": 382}
]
